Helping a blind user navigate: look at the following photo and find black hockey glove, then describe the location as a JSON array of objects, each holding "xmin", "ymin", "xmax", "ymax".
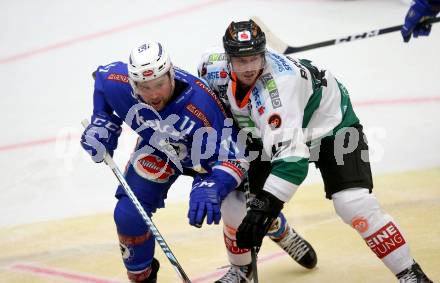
[{"xmin": 236, "ymin": 190, "xmax": 284, "ymax": 250}]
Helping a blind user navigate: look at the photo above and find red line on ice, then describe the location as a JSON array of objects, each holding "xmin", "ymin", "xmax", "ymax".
[
  {"xmin": 10, "ymin": 263, "xmax": 125, "ymax": 283},
  {"xmin": 192, "ymin": 251, "xmax": 285, "ymax": 282},
  {"xmin": 354, "ymin": 96, "xmax": 440, "ymax": 107},
  {"xmin": 0, "ymin": 0, "xmax": 228, "ymax": 64},
  {"xmin": 0, "ymin": 134, "xmax": 77, "ymax": 152}
]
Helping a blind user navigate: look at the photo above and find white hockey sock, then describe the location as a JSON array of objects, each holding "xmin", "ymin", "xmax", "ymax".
[
  {"xmin": 332, "ymin": 188, "xmax": 414, "ymax": 274},
  {"xmin": 221, "ymin": 190, "xmax": 251, "ymax": 266}
]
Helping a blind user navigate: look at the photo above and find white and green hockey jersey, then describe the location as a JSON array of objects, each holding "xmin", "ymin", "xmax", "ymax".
[{"xmin": 198, "ymin": 46, "xmax": 359, "ymax": 202}]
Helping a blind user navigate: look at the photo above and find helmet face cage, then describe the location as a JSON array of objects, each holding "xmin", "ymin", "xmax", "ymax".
[{"xmin": 223, "ymin": 20, "xmax": 266, "ymax": 58}]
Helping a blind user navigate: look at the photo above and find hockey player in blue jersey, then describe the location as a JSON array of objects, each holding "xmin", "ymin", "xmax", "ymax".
[
  {"xmin": 401, "ymin": 0, "xmax": 440, "ymax": 42},
  {"xmin": 80, "ymin": 41, "xmax": 250, "ymax": 282}
]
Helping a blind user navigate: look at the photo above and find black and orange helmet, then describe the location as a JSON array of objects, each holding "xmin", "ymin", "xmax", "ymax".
[{"xmin": 223, "ymin": 19, "xmax": 266, "ymax": 57}]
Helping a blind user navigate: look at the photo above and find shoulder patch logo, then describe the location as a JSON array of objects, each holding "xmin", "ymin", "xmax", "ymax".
[
  {"xmin": 186, "ymin": 103, "xmax": 211, "ymax": 127},
  {"xmin": 194, "ymin": 80, "xmax": 227, "ymax": 116},
  {"xmin": 107, "ymin": 73, "xmax": 129, "ymax": 84},
  {"xmin": 268, "ymin": 114, "xmax": 282, "ymax": 129}
]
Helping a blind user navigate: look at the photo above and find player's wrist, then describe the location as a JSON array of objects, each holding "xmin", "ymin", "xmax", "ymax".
[{"xmin": 252, "ymin": 190, "xmax": 284, "ymax": 217}]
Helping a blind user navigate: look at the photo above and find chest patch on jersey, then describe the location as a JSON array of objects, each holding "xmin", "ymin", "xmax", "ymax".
[
  {"xmin": 260, "ymin": 73, "xmax": 282, "ymax": 109},
  {"xmin": 134, "ymin": 154, "xmax": 175, "ymax": 183},
  {"xmin": 186, "ymin": 104, "xmax": 211, "ymax": 127},
  {"xmin": 107, "ymin": 73, "xmax": 129, "ymax": 84},
  {"xmin": 268, "ymin": 114, "xmax": 282, "ymax": 129},
  {"xmin": 252, "ymin": 88, "xmax": 265, "ymax": 115},
  {"xmin": 207, "ymin": 53, "xmax": 227, "ymax": 64}
]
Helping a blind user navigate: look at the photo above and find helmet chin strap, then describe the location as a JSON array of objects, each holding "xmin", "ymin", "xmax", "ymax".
[{"xmin": 168, "ymin": 66, "xmax": 176, "ymax": 90}]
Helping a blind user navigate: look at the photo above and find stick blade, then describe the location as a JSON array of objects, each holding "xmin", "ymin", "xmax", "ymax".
[
  {"xmin": 81, "ymin": 119, "xmax": 90, "ymax": 128},
  {"xmin": 251, "ymin": 16, "xmax": 289, "ymax": 54}
]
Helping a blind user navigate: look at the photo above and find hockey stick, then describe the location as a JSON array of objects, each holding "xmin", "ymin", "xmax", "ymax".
[
  {"xmin": 252, "ymin": 16, "xmax": 440, "ymax": 54},
  {"xmin": 81, "ymin": 120, "xmax": 191, "ymax": 283},
  {"xmin": 243, "ymin": 177, "xmax": 259, "ymax": 283}
]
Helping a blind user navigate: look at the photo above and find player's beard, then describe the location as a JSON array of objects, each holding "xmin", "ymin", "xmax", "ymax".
[{"xmin": 236, "ymin": 69, "xmax": 262, "ymax": 89}]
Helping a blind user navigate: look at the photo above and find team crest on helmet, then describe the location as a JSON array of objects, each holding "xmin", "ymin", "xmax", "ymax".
[
  {"xmin": 238, "ymin": 31, "xmax": 251, "ymax": 41},
  {"xmin": 142, "ymin": 70, "xmax": 154, "ymax": 77}
]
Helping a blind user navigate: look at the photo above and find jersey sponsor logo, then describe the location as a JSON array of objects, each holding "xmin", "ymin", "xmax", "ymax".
[
  {"xmin": 194, "ymin": 80, "xmax": 227, "ymax": 116},
  {"xmin": 134, "ymin": 154, "xmax": 175, "ymax": 183},
  {"xmin": 207, "ymin": 70, "xmax": 228, "ymax": 80},
  {"xmin": 142, "ymin": 70, "xmax": 154, "ymax": 77},
  {"xmin": 107, "ymin": 73, "xmax": 129, "ymax": 84},
  {"xmin": 269, "ymin": 53, "xmax": 293, "ymax": 72},
  {"xmin": 268, "ymin": 113, "xmax": 282, "ymax": 129},
  {"xmin": 252, "ymin": 88, "xmax": 265, "ymax": 116},
  {"xmin": 206, "ymin": 71, "xmax": 220, "ymax": 80},
  {"xmin": 260, "ymin": 73, "xmax": 282, "ymax": 109},
  {"xmin": 351, "ymin": 217, "xmax": 369, "ymax": 233},
  {"xmin": 299, "ymin": 59, "xmax": 327, "ymax": 88},
  {"xmin": 364, "ymin": 222, "xmax": 406, "ymax": 259},
  {"xmin": 126, "ymin": 104, "xmax": 184, "ymax": 173},
  {"xmin": 223, "ymin": 233, "xmax": 250, "ymax": 254},
  {"xmin": 208, "ymin": 53, "xmax": 227, "ymax": 63},
  {"xmin": 186, "ymin": 103, "xmax": 211, "ymax": 127},
  {"xmin": 220, "ymin": 70, "xmax": 228, "ymax": 78},
  {"xmin": 286, "ymin": 56, "xmax": 308, "ymax": 80}
]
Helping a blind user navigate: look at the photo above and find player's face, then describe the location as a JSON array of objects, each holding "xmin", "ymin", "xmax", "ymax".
[
  {"xmin": 230, "ymin": 54, "xmax": 265, "ymax": 88},
  {"xmin": 136, "ymin": 74, "xmax": 174, "ymax": 111}
]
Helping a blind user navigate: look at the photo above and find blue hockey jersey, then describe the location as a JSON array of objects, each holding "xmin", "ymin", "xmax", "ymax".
[{"xmin": 92, "ymin": 62, "xmax": 248, "ymax": 206}]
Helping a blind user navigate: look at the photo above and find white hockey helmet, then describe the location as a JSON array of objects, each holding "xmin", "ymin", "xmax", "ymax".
[{"xmin": 127, "ymin": 42, "xmax": 174, "ymax": 89}]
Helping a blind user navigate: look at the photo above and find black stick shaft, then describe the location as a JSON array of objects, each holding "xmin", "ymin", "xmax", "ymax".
[
  {"xmin": 284, "ymin": 17, "xmax": 440, "ymax": 54},
  {"xmin": 81, "ymin": 120, "xmax": 191, "ymax": 283},
  {"xmin": 243, "ymin": 177, "xmax": 259, "ymax": 283}
]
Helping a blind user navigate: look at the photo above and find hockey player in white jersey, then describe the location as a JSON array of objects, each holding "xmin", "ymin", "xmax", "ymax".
[{"xmin": 198, "ymin": 20, "xmax": 433, "ymax": 283}]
